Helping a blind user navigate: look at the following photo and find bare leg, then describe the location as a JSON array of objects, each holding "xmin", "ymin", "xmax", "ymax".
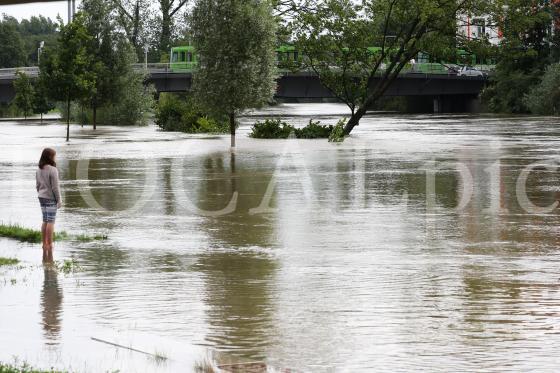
[
  {"xmin": 41, "ymin": 222, "xmax": 47, "ymax": 250},
  {"xmin": 46, "ymin": 223, "xmax": 55, "ymax": 250}
]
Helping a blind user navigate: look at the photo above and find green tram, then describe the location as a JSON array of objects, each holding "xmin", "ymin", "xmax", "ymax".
[{"xmin": 169, "ymin": 45, "xmax": 494, "ymax": 74}]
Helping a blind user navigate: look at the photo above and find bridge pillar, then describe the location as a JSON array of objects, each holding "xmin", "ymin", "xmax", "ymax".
[{"xmin": 433, "ymin": 96, "xmax": 442, "ymax": 113}]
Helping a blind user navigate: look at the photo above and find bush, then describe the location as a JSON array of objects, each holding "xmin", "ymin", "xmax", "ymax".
[
  {"xmin": 250, "ymin": 118, "xmax": 295, "ymax": 138},
  {"xmin": 0, "ymin": 103, "xmax": 22, "ymax": 118},
  {"xmin": 295, "ymin": 119, "xmax": 334, "ymax": 139},
  {"xmin": 250, "ymin": 118, "xmax": 335, "ymax": 139},
  {"xmin": 59, "ymin": 72, "xmax": 155, "ymax": 126},
  {"xmin": 155, "ymin": 93, "xmax": 228, "ymax": 133},
  {"xmin": 523, "ymin": 63, "xmax": 560, "ymax": 115}
]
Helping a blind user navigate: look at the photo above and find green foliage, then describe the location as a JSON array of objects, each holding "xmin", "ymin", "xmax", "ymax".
[
  {"xmin": 0, "ymin": 224, "xmax": 66, "ymax": 243},
  {"xmin": 482, "ymin": 69, "xmax": 537, "ymax": 113},
  {"xmin": 293, "ymin": 0, "xmax": 489, "ymax": 134},
  {"xmin": 0, "ymin": 18, "xmax": 27, "ymax": 68},
  {"xmin": 0, "ymin": 361, "xmax": 64, "ymax": 373},
  {"xmin": 295, "ymin": 119, "xmax": 334, "ymax": 139},
  {"xmin": 0, "ymin": 104, "xmax": 22, "ymax": 119},
  {"xmin": 0, "ymin": 15, "xmax": 59, "ymax": 67},
  {"xmin": 250, "ymin": 118, "xmax": 335, "ymax": 139},
  {"xmin": 191, "ymin": 0, "xmax": 278, "ymax": 146},
  {"xmin": 32, "ymin": 80, "xmax": 55, "ymax": 120},
  {"xmin": 12, "ymin": 72, "xmax": 34, "ymax": 119},
  {"xmin": 0, "ymin": 223, "xmax": 105, "ymax": 244},
  {"xmin": 0, "ymin": 257, "xmax": 19, "ymax": 266},
  {"xmin": 328, "ymin": 119, "xmax": 347, "ymax": 143},
  {"xmin": 39, "ymin": 13, "xmax": 95, "ymax": 140},
  {"xmin": 250, "ymin": 119, "xmax": 296, "ymax": 138},
  {"xmin": 482, "ymin": 0, "xmax": 555, "ymax": 113},
  {"xmin": 92, "ymin": 71, "xmax": 154, "ymax": 126},
  {"xmin": 56, "ymin": 258, "xmax": 82, "ymax": 274},
  {"xmin": 155, "ymin": 93, "xmax": 228, "ymax": 133},
  {"xmin": 523, "ymin": 63, "xmax": 560, "ymax": 115}
]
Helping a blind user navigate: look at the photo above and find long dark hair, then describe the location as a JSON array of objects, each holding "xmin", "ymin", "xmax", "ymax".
[{"xmin": 39, "ymin": 148, "xmax": 56, "ymax": 169}]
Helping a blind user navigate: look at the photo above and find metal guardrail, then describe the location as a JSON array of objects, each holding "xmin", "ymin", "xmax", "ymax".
[
  {"xmin": 0, "ymin": 67, "xmax": 40, "ymax": 78},
  {"xmin": 0, "ymin": 63, "xmax": 495, "ymax": 79}
]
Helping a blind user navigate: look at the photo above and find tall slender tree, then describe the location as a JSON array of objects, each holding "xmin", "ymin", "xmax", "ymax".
[
  {"xmin": 191, "ymin": 0, "xmax": 277, "ymax": 148},
  {"xmin": 12, "ymin": 71, "xmax": 35, "ymax": 120},
  {"xmin": 39, "ymin": 14, "xmax": 94, "ymax": 141}
]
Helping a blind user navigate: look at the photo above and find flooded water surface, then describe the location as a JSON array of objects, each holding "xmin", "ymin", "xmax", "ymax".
[{"xmin": 1, "ymin": 104, "xmax": 560, "ymax": 372}]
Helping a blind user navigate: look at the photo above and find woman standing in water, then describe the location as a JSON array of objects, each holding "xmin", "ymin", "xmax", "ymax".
[{"xmin": 36, "ymin": 148, "xmax": 62, "ymax": 261}]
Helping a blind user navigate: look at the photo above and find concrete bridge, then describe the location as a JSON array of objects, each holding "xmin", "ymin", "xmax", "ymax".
[{"xmin": 0, "ymin": 65, "xmax": 487, "ymax": 112}]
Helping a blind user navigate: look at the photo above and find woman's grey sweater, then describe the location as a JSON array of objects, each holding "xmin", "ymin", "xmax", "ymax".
[{"xmin": 36, "ymin": 165, "xmax": 62, "ymax": 204}]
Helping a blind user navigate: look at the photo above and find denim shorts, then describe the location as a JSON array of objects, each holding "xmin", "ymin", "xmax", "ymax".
[{"xmin": 39, "ymin": 198, "xmax": 57, "ymax": 223}]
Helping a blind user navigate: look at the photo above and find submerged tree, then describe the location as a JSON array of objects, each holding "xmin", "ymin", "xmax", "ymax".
[
  {"xmin": 12, "ymin": 71, "xmax": 35, "ymax": 119},
  {"xmin": 39, "ymin": 14, "xmax": 94, "ymax": 141},
  {"xmin": 294, "ymin": 0, "xmax": 487, "ymax": 136},
  {"xmin": 191, "ymin": 0, "xmax": 277, "ymax": 148}
]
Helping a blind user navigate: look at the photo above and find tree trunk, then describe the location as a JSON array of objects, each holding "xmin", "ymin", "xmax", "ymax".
[
  {"xmin": 40, "ymin": 113, "xmax": 43, "ymax": 124},
  {"xmin": 229, "ymin": 112, "xmax": 236, "ymax": 148},
  {"xmin": 93, "ymin": 104, "xmax": 97, "ymax": 130},
  {"xmin": 343, "ymin": 105, "xmax": 368, "ymax": 135},
  {"xmin": 159, "ymin": 0, "xmax": 172, "ymax": 56},
  {"xmin": 66, "ymin": 98, "xmax": 71, "ymax": 142}
]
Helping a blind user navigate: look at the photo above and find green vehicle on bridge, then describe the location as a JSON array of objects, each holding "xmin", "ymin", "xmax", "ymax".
[
  {"xmin": 170, "ymin": 46, "xmax": 198, "ymax": 71},
  {"xmin": 169, "ymin": 45, "xmax": 494, "ymax": 74}
]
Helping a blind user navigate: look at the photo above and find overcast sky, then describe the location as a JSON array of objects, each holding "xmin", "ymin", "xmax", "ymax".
[{"xmin": 0, "ymin": 1, "xmax": 81, "ymax": 23}]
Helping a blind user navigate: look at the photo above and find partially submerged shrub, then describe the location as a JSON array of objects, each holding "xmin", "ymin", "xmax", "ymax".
[
  {"xmin": 250, "ymin": 118, "xmax": 295, "ymax": 138},
  {"xmin": 295, "ymin": 119, "xmax": 333, "ymax": 139},
  {"xmin": 59, "ymin": 72, "xmax": 155, "ymax": 126},
  {"xmin": 155, "ymin": 93, "xmax": 228, "ymax": 133},
  {"xmin": 250, "ymin": 118, "xmax": 336, "ymax": 139},
  {"xmin": 328, "ymin": 119, "xmax": 347, "ymax": 143}
]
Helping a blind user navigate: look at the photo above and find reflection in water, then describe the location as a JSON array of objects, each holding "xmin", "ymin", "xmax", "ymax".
[
  {"xmin": 41, "ymin": 264, "xmax": 63, "ymax": 343},
  {"xmin": 191, "ymin": 152, "xmax": 277, "ymax": 360},
  {"xmin": 198, "ymin": 252, "xmax": 277, "ymax": 361}
]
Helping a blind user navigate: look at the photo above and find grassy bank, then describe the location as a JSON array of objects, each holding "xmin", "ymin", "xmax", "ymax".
[
  {"xmin": 0, "ymin": 257, "xmax": 19, "ymax": 266},
  {"xmin": 0, "ymin": 224, "xmax": 107, "ymax": 244},
  {"xmin": 0, "ymin": 362, "xmax": 64, "ymax": 373}
]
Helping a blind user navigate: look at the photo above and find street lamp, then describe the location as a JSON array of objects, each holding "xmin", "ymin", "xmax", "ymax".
[
  {"xmin": 37, "ymin": 41, "xmax": 44, "ymax": 65},
  {"xmin": 144, "ymin": 45, "xmax": 149, "ymax": 70}
]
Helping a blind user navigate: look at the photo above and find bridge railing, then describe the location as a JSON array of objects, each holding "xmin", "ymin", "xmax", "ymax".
[
  {"xmin": 132, "ymin": 63, "xmax": 176, "ymax": 73},
  {"xmin": 0, "ymin": 67, "xmax": 40, "ymax": 78}
]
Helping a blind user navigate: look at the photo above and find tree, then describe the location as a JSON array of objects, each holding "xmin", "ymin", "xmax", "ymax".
[
  {"xmin": 112, "ymin": 0, "xmax": 150, "ymax": 59},
  {"xmin": 294, "ymin": 0, "xmax": 487, "ymax": 136},
  {"xmin": 33, "ymin": 79, "xmax": 55, "ymax": 124},
  {"xmin": 82, "ymin": 0, "xmax": 127, "ymax": 129},
  {"xmin": 523, "ymin": 63, "xmax": 560, "ymax": 115},
  {"xmin": 191, "ymin": 0, "xmax": 277, "ymax": 148},
  {"xmin": 12, "ymin": 71, "xmax": 35, "ymax": 119},
  {"xmin": 39, "ymin": 14, "xmax": 95, "ymax": 141},
  {"xmin": 0, "ymin": 17, "xmax": 27, "ymax": 68},
  {"xmin": 482, "ymin": 0, "xmax": 554, "ymax": 113},
  {"xmin": 112, "ymin": 0, "xmax": 189, "ymax": 59},
  {"xmin": 158, "ymin": 0, "xmax": 190, "ymax": 55}
]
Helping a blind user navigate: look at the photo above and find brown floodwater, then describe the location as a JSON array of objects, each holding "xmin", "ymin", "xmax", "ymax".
[{"xmin": 1, "ymin": 104, "xmax": 560, "ymax": 372}]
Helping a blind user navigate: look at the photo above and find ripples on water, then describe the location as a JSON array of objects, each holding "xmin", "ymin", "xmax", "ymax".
[{"xmin": 1, "ymin": 105, "xmax": 560, "ymax": 372}]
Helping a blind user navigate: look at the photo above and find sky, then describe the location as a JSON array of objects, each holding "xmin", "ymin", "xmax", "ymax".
[{"xmin": 0, "ymin": 1, "xmax": 81, "ymax": 23}]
